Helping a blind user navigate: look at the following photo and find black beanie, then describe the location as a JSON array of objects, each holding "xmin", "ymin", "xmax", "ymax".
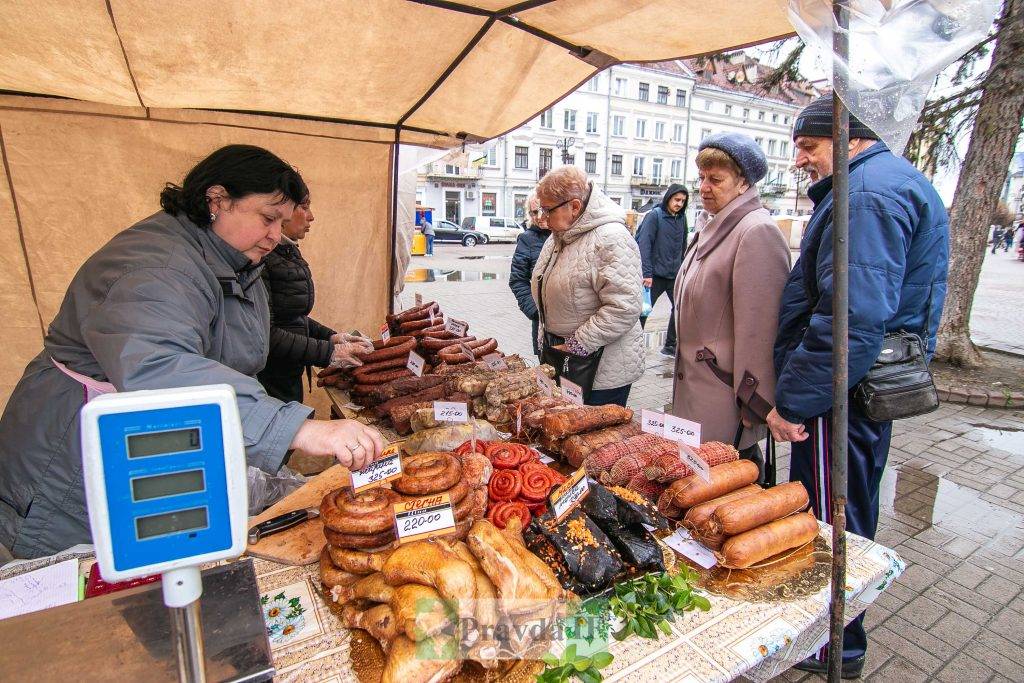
[{"xmin": 793, "ymin": 93, "xmax": 879, "ymax": 141}]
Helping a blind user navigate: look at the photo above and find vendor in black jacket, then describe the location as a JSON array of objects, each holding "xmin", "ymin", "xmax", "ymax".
[
  {"xmin": 258, "ymin": 195, "xmax": 369, "ymax": 402},
  {"xmin": 509, "ymin": 193, "xmax": 550, "ymax": 356}
]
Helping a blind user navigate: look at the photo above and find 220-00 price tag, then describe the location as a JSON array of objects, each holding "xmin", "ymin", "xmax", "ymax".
[
  {"xmin": 350, "ymin": 449, "xmax": 403, "ymax": 493},
  {"xmin": 549, "ymin": 466, "xmax": 590, "ymax": 523},
  {"xmin": 393, "ymin": 493, "xmax": 456, "ymax": 544}
]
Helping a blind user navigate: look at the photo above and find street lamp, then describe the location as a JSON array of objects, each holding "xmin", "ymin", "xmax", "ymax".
[
  {"xmin": 790, "ymin": 165, "xmax": 808, "ymax": 214},
  {"xmin": 555, "ymin": 137, "xmax": 576, "ymax": 164}
]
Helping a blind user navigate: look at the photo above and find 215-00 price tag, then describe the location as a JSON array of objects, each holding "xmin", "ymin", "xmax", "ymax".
[
  {"xmin": 549, "ymin": 466, "xmax": 590, "ymax": 523},
  {"xmin": 433, "ymin": 401, "xmax": 468, "ymax": 423},
  {"xmin": 350, "ymin": 449, "xmax": 403, "ymax": 493},
  {"xmin": 393, "ymin": 493, "xmax": 456, "ymax": 544}
]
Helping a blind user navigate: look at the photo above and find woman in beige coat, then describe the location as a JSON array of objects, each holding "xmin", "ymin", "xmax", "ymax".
[{"xmin": 672, "ymin": 133, "xmax": 791, "ymax": 469}]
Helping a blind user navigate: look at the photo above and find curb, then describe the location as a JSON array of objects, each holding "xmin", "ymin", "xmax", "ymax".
[{"xmin": 936, "ymin": 380, "xmax": 1024, "ymax": 410}]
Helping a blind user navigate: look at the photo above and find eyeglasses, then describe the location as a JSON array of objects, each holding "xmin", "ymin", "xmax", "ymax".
[
  {"xmin": 538, "ymin": 198, "xmax": 572, "ymax": 216},
  {"xmin": 528, "ymin": 209, "xmax": 540, "ymax": 216}
]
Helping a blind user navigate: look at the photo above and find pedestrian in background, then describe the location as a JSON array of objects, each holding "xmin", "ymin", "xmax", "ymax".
[
  {"xmin": 422, "ymin": 217, "xmax": 435, "ymax": 255},
  {"xmin": 991, "ymin": 224, "xmax": 1004, "ymax": 254},
  {"xmin": 1003, "ymin": 224, "xmax": 1015, "ymax": 252},
  {"xmin": 671, "ymin": 134, "xmax": 790, "ymax": 475},
  {"xmin": 770, "ymin": 94, "xmax": 949, "ymax": 678},
  {"xmin": 509, "ymin": 192, "xmax": 550, "ymax": 357},
  {"xmin": 532, "ymin": 166, "xmax": 644, "ymax": 407},
  {"xmin": 637, "ymin": 184, "xmax": 689, "ymax": 357}
]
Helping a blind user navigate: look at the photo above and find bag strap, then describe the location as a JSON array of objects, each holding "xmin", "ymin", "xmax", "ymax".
[
  {"xmin": 764, "ymin": 436, "xmax": 777, "ymax": 487},
  {"xmin": 695, "ymin": 347, "xmax": 773, "ymax": 422}
]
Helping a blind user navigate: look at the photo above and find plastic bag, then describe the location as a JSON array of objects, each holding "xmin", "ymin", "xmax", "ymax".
[
  {"xmin": 247, "ymin": 465, "xmax": 308, "ymax": 516},
  {"xmin": 401, "ymin": 419, "xmax": 503, "ymax": 454},
  {"xmin": 641, "ymin": 286, "xmax": 653, "ymax": 317},
  {"xmin": 788, "ymin": 0, "xmax": 1000, "ymax": 154}
]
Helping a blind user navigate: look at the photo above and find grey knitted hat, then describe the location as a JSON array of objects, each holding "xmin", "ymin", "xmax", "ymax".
[
  {"xmin": 793, "ymin": 93, "xmax": 879, "ymax": 140},
  {"xmin": 698, "ymin": 132, "xmax": 768, "ymax": 184}
]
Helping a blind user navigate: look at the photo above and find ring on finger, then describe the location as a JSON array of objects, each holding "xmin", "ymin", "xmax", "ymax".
[{"xmin": 346, "ymin": 442, "xmax": 362, "ymax": 451}]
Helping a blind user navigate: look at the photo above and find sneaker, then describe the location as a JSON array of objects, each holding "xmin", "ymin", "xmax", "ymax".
[
  {"xmin": 659, "ymin": 346, "xmax": 676, "ymax": 358},
  {"xmin": 793, "ymin": 654, "xmax": 865, "ymax": 679}
]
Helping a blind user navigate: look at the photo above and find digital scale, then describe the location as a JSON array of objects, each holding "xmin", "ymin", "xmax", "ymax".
[{"xmin": 0, "ymin": 384, "xmax": 273, "ymax": 682}]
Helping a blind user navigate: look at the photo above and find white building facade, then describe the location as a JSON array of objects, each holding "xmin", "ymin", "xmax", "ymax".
[{"xmin": 418, "ymin": 59, "xmax": 814, "ymax": 225}]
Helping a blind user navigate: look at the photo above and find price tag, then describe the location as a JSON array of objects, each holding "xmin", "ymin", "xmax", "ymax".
[
  {"xmin": 459, "ymin": 343, "xmax": 476, "ymax": 363},
  {"xmin": 535, "ymin": 368, "xmax": 554, "ymax": 397},
  {"xmin": 433, "ymin": 401, "xmax": 468, "ymax": 423},
  {"xmin": 515, "ymin": 403, "xmax": 523, "ymax": 436},
  {"xmin": 393, "ymin": 493, "xmax": 457, "ymax": 544},
  {"xmin": 380, "ymin": 323, "xmax": 390, "ymax": 343},
  {"xmin": 429, "ymin": 308, "xmax": 436, "ymax": 325},
  {"xmin": 483, "ymin": 353, "xmax": 508, "ymax": 371},
  {"xmin": 663, "ymin": 528, "xmax": 718, "ymax": 569},
  {"xmin": 407, "ymin": 350, "xmax": 425, "ymax": 377},
  {"xmin": 414, "ymin": 292, "xmax": 423, "ymax": 307},
  {"xmin": 445, "ymin": 317, "xmax": 468, "ymax": 337},
  {"xmin": 350, "ymin": 450, "xmax": 403, "ymax": 493},
  {"xmin": 679, "ymin": 443, "xmax": 711, "ymax": 483},
  {"xmin": 549, "ymin": 466, "xmax": 590, "ymax": 523},
  {"xmin": 538, "ymin": 453, "xmax": 556, "ymax": 465},
  {"xmin": 641, "ymin": 409, "xmax": 665, "ymax": 435},
  {"xmin": 560, "ymin": 378, "xmax": 584, "ymax": 405},
  {"xmin": 662, "ymin": 414, "xmax": 701, "ymax": 448}
]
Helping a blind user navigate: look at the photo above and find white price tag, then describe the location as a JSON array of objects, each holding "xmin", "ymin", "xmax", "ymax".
[
  {"xmin": 515, "ymin": 403, "xmax": 523, "ymax": 435},
  {"xmin": 380, "ymin": 323, "xmax": 391, "ymax": 343},
  {"xmin": 459, "ymin": 343, "xmax": 476, "ymax": 363},
  {"xmin": 662, "ymin": 414, "xmax": 702, "ymax": 448},
  {"xmin": 641, "ymin": 409, "xmax": 665, "ymax": 435},
  {"xmin": 350, "ymin": 451, "xmax": 403, "ymax": 493},
  {"xmin": 406, "ymin": 350, "xmax": 425, "ymax": 377},
  {"xmin": 679, "ymin": 443, "xmax": 711, "ymax": 483},
  {"xmin": 429, "ymin": 308, "xmax": 436, "ymax": 325},
  {"xmin": 433, "ymin": 401, "xmax": 468, "ymax": 423},
  {"xmin": 445, "ymin": 317, "xmax": 468, "ymax": 337},
  {"xmin": 663, "ymin": 528, "xmax": 718, "ymax": 569},
  {"xmin": 415, "ymin": 292, "xmax": 423, "ymax": 307},
  {"xmin": 535, "ymin": 368, "xmax": 554, "ymax": 397},
  {"xmin": 560, "ymin": 378, "xmax": 584, "ymax": 405},
  {"xmin": 482, "ymin": 353, "xmax": 508, "ymax": 371},
  {"xmin": 538, "ymin": 453, "xmax": 556, "ymax": 465},
  {"xmin": 393, "ymin": 494, "xmax": 457, "ymax": 544},
  {"xmin": 550, "ymin": 467, "xmax": 590, "ymax": 522}
]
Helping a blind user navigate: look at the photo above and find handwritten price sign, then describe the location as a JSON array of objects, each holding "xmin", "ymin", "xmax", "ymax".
[
  {"xmin": 535, "ymin": 368, "xmax": 555, "ymax": 397},
  {"xmin": 350, "ymin": 451, "xmax": 403, "ymax": 492},
  {"xmin": 483, "ymin": 353, "xmax": 508, "ymax": 371},
  {"xmin": 414, "ymin": 292, "xmax": 423, "ymax": 306},
  {"xmin": 641, "ymin": 409, "xmax": 665, "ymax": 435},
  {"xmin": 560, "ymin": 378, "xmax": 584, "ymax": 405},
  {"xmin": 679, "ymin": 443, "xmax": 711, "ymax": 483},
  {"xmin": 407, "ymin": 350, "xmax": 425, "ymax": 377},
  {"xmin": 393, "ymin": 493, "xmax": 456, "ymax": 544},
  {"xmin": 549, "ymin": 466, "xmax": 590, "ymax": 523},
  {"xmin": 379, "ymin": 323, "xmax": 391, "ymax": 343},
  {"xmin": 662, "ymin": 414, "xmax": 701, "ymax": 448},
  {"xmin": 445, "ymin": 318, "xmax": 468, "ymax": 337},
  {"xmin": 433, "ymin": 401, "xmax": 468, "ymax": 423}
]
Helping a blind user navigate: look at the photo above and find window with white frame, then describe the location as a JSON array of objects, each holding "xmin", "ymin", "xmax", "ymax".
[
  {"xmin": 784, "ymin": 115, "xmax": 791, "ymax": 124},
  {"xmin": 742, "ymin": 108, "xmax": 750, "ymax": 119},
  {"xmin": 635, "ymin": 118, "xmax": 647, "ymax": 138},
  {"xmin": 638, "ymin": 82, "xmax": 649, "ymax": 101},
  {"xmin": 611, "ymin": 154, "xmax": 623, "ymax": 175},
  {"xmin": 758, "ymin": 111, "xmax": 765, "ymax": 121},
  {"xmin": 614, "ymin": 77, "xmax": 627, "ymax": 95},
  {"xmin": 612, "ymin": 115, "xmax": 625, "ymax": 136},
  {"xmin": 539, "ymin": 109, "xmax": 553, "ymax": 128},
  {"xmin": 676, "ymin": 89, "xmax": 686, "ymax": 107},
  {"xmin": 672, "ymin": 123, "xmax": 684, "ymax": 142},
  {"xmin": 652, "ymin": 158, "xmax": 663, "ymax": 183},
  {"xmin": 486, "ymin": 146, "xmax": 497, "ymax": 166},
  {"xmin": 704, "ymin": 99, "xmax": 712, "ymax": 111},
  {"xmin": 654, "ymin": 121, "xmax": 665, "ymax": 140},
  {"xmin": 564, "ymin": 109, "xmax": 576, "ymax": 131},
  {"xmin": 724, "ymin": 104, "xmax": 733, "ymax": 115},
  {"xmin": 701, "ymin": 128, "xmax": 712, "ymax": 140},
  {"xmin": 755, "ymin": 136, "xmax": 764, "ymax": 148},
  {"xmin": 772, "ymin": 113, "xmax": 779, "ymax": 123},
  {"xmin": 586, "ymin": 112, "xmax": 599, "ymax": 134},
  {"xmin": 586, "ymin": 75, "xmax": 600, "ymax": 92},
  {"xmin": 670, "ymin": 159, "xmax": 682, "ymax": 179},
  {"xmin": 768, "ymin": 139, "xmax": 777, "ymax": 155},
  {"xmin": 780, "ymin": 140, "xmax": 789, "ymax": 157},
  {"xmin": 633, "ymin": 156, "xmax": 645, "ymax": 176},
  {"xmin": 657, "ymin": 86, "xmax": 669, "ymax": 104},
  {"xmin": 585, "ymin": 152, "xmax": 597, "ymax": 174},
  {"xmin": 514, "ymin": 146, "xmax": 528, "ymax": 169}
]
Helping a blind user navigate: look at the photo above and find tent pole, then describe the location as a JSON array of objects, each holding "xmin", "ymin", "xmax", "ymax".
[
  {"xmin": 388, "ymin": 131, "xmax": 401, "ymax": 315},
  {"xmin": 828, "ymin": 0, "xmax": 850, "ymax": 680}
]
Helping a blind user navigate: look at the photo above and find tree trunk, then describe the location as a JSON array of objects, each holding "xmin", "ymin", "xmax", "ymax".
[{"xmin": 935, "ymin": 0, "xmax": 1024, "ymax": 366}]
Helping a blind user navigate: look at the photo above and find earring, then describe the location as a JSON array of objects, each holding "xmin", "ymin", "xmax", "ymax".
[{"xmin": 210, "ymin": 212, "xmax": 217, "ymax": 223}]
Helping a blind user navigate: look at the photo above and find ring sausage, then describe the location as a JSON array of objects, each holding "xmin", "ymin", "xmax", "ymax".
[
  {"xmin": 438, "ymin": 338, "xmax": 497, "ymax": 363},
  {"xmin": 356, "ymin": 367, "xmax": 414, "ymax": 385},
  {"xmin": 321, "ymin": 488, "xmax": 403, "ymax": 535},
  {"xmin": 355, "ymin": 336, "xmax": 415, "ymax": 362},
  {"xmin": 421, "ymin": 335, "xmax": 475, "ymax": 351}
]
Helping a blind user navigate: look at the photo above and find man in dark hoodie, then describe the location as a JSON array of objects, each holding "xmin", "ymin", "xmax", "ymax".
[
  {"xmin": 637, "ymin": 184, "xmax": 689, "ymax": 357},
  {"xmin": 509, "ymin": 192, "xmax": 551, "ymax": 356}
]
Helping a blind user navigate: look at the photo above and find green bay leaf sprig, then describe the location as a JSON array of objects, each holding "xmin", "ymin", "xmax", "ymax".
[{"xmin": 608, "ymin": 567, "xmax": 711, "ymax": 641}]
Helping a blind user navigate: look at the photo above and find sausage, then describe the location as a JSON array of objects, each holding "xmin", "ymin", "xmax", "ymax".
[
  {"xmin": 355, "ymin": 336, "xmax": 415, "ymax": 362},
  {"xmin": 719, "ymin": 511, "xmax": 820, "ymax": 568},
  {"xmin": 682, "ymin": 484, "xmax": 763, "ymax": 530},
  {"xmin": 387, "ymin": 301, "xmax": 439, "ymax": 324},
  {"xmin": 437, "ymin": 338, "xmax": 498, "ymax": 363},
  {"xmin": 707, "ymin": 481, "xmax": 809, "ymax": 536},
  {"xmin": 371, "ymin": 384, "xmax": 448, "ymax": 418},
  {"xmin": 352, "ymin": 355, "xmax": 410, "ymax": 382},
  {"xmin": 540, "ymin": 405, "xmax": 634, "ymax": 439},
  {"xmin": 399, "ymin": 317, "xmax": 441, "ymax": 333},
  {"xmin": 667, "ymin": 460, "xmax": 760, "ymax": 510},
  {"xmin": 356, "ymin": 367, "xmax": 414, "ymax": 385},
  {"xmin": 421, "ymin": 335, "xmax": 476, "ymax": 351}
]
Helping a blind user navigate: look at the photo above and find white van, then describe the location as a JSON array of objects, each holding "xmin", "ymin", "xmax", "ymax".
[{"xmin": 461, "ymin": 216, "xmax": 523, "ymax": 244}]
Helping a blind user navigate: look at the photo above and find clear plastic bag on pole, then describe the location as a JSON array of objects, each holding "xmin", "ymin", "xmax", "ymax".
[{"xmin": 787, "ymin": 0, "xmax": 1000, "ymax": 154}]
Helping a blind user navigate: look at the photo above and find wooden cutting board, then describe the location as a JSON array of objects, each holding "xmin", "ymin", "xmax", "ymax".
[{"xmin": 245, "ymin": 464, "xmax": 350, "ymax": 566}]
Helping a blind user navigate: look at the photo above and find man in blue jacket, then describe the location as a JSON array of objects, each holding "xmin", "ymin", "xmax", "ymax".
[
  {"xmin": 637, "ymin": 184, "xmax": 689, "ymax": 357},
  {"xmin": 509, "ymin": 193, "xmax": 550, "ymax": 356},
  {"xmin": 768, "ymin": 95, "xmax": 948, "ymax": 678}
]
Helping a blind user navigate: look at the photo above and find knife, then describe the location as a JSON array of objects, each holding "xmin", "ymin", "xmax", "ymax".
[{"xmin": 248, "ymin": 507, "xmax": 320, "ymax": 545}]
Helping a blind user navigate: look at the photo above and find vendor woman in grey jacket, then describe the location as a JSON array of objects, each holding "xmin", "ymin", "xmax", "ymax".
[{"xmin": 0, "ymin": 145, "xmax": 384, "ymax": 559}]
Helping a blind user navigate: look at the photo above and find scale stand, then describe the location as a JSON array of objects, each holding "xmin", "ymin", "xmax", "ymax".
[{"xmin": 164, "ymin": 567, "xmax": 207, "ymax": 683}]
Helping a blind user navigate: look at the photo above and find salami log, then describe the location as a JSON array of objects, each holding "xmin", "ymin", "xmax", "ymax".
[
  {"xmin": 399, "ymin": 317, "xmax": 441, "ymax": 333},
  {"xmin": 719, "ymin": 512, "xmax": 820, "ymax": 568},
  {"xmin": 540, "ymin": 405, "xmax": 634, "ymax": 439},
  {"xmin": 386, "ymin": 301, "xmax": 439, "ymax": 324},
  {"xmin": 355, "ymin": 367, "xmax": 414, "ymax": 385},
  {"xmin": 371, "ymin": 384, "xmax": 448, "ymax": 418},
  {"xmin": 355, "ymin": 336, "xmax": 415, "ymax": 362},
  {"xmin": 421, "ymin": 335, "xmax": 476, "ymax": 351},
  {"xmin": 707, "ymin": 482, "xmax": 809, "ymax": 536},
  {"xmin": 351, "ymin": 355, "xmax": 408, "ymax": 381},
  {"xmin": 354, "ymin": 375, "xmax": 446, "ymax": 403},
  {"xmin": 438, "ymin": 338, "xmax": 498, "ymax": 363},
  {"xmin": 666, "ymin": 460, "xmax": 760, "ymax": 510}
]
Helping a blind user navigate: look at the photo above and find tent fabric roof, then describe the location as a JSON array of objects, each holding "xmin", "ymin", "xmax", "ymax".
[{"xmin": 0, "ymin": 0, "xmax": 793, "ymax": 147}]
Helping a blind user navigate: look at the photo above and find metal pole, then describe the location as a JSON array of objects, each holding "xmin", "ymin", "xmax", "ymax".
[
  {"xmin": 829, "ymin": 1, "xmax": 850, "ymax": 681},
  {"xmin": 169, "ymin": 602, "xmax": 206, "ymax": 683},
  {"xmin": 387, "ymin": 131, "xmax": 401, "ymax": 314}
]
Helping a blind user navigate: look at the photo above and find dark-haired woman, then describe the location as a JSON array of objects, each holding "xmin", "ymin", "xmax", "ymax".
[{"xmin": 0, "ymin": 144, "xmax": 384, "ymax": 559}]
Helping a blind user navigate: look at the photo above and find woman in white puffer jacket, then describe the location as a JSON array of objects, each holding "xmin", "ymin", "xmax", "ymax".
[{"xmin": 530, "ymin": 166, "xmax": 645, "ymax": 406}]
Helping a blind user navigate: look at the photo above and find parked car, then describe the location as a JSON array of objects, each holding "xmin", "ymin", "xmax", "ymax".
[
  {"xmin": 461, "ymin": 216, "xmax": 523, "ymax": 244},
  {"xmin": 431, "ymin": 219, "xmax": 488, "ymax": 246}
]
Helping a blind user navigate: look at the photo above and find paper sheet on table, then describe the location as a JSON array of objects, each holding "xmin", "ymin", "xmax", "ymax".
[{"xmin": 0, "ymin": 558, "xmax": 80, "ymax": 620}]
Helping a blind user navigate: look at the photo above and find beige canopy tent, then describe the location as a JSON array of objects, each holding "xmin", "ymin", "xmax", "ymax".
[{"xmin": 0, "ymin": 0, "xmax": 792, "ymax": 408}]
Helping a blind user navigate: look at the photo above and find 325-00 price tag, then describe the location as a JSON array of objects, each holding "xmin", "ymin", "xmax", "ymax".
[
  {"xmin": 393, "ymin": 493, "xmax": 456, "ymax": 544},
  {"xmin": 549, "ymin": 466, "xmax": 590, "ymax": 523},
  {"xmin": 350, "ymin": 450, "xmax": 403, "ymax": 493}
]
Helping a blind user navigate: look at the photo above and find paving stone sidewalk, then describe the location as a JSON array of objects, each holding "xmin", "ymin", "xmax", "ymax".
[{"xmin": 403, "ymin": 243, "xmax": 1024, "ymax": 682}]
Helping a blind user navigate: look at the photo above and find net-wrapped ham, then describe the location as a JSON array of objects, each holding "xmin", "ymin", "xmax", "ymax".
[{"xmin": 561, "ymin": 422, "xmax": 642, "ymax": 468}]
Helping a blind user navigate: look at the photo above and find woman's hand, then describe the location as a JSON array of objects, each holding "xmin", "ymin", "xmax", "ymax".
[
  {"xmin": 329, "ymin": 338, "xmax": 375, "ymax": 369},
  {"xmin": 766, "ymin": 408, "xmax": 808, "ymax": 443},
  {"xmin": 643, "ymin": 278, "xmax": 653, "ymax": 288},
  {"xmin": 290, "ymin": 419, "xmax": 385, "ymax": 471}
]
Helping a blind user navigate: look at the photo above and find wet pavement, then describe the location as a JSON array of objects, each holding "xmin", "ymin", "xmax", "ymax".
[{"xmin": 403, "ymin": 242, "xmax": 1024, "ymax": 682}]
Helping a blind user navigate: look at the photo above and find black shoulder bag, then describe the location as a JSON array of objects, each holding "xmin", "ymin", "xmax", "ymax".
[{"xmin": 536, "ymin": 271, "xmax": 604, "ymax": 403}]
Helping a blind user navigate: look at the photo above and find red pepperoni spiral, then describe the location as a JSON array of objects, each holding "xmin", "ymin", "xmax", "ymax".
[
  {"xmin": 485, "ymin": 442, "xmax": 523, "ymax": 469},
  {"xmin": 455, "ymin": 439, "xmax": 489, "ymax": 457},
  {"xmin": 488, "ymin": 469, "xmax": 522, "ymax": 501},
  {"xmin": 519, "ymin": 466, "xmax": 553, "ymax": 502},
  {"xmin": 488, "ymin": 501, "xmax": 531, "ymax": 530},
  {"xmin": 524, "ymin": 500, "xmax": 548, "ymax": 516}
]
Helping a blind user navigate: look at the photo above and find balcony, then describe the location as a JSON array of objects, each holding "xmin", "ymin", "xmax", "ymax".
[
  {"xmin": 630, "ymin": 175, "xmax": 666, "ymax": 189},
  {"xmin": 423, "ymin": 164, "xmax": 478, "ymax": 180}
]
